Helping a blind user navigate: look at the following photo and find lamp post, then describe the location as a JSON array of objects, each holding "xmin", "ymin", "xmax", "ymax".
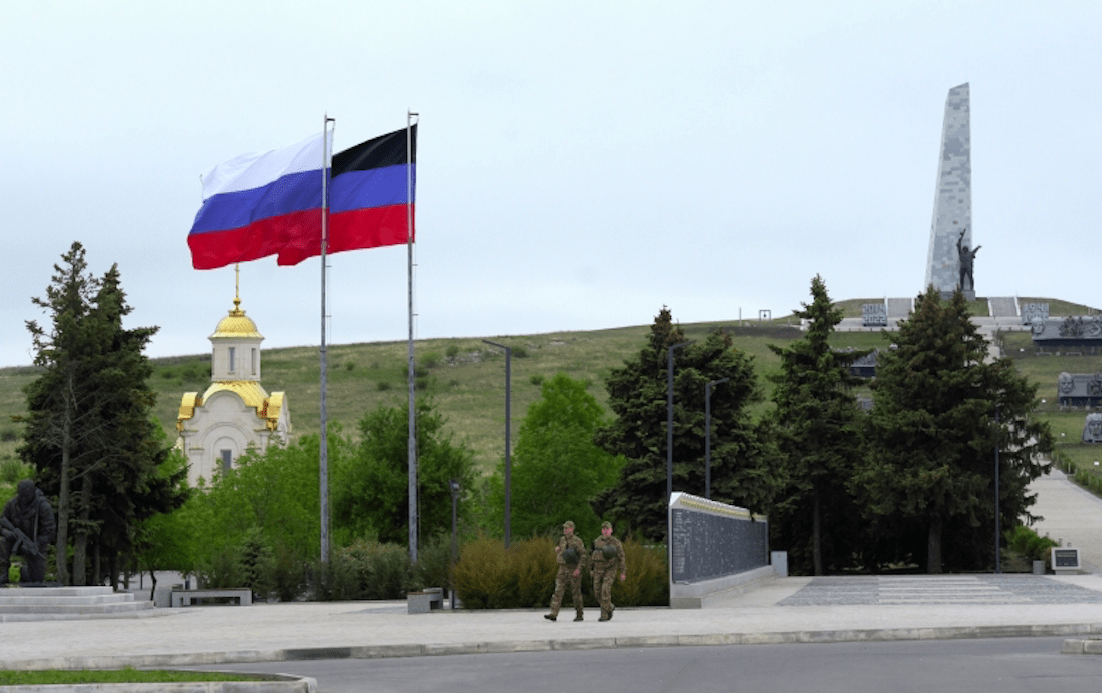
[
  {"xmin": 994, "ymin": 407, "xmax": 1001, "ymax": 574},
  {"xmin": 705, "ymin": 377, "xmax": 729, "ymax": 500},
  {"xmin": 667, "ymin": 341, "xmax": 693, "ymax": 501},
  {"xmin": 483, "ymin": 340, "xmax": 512, "ymax": 547},
  {"xmin": 449, "ymin": 478, "xmax": 460, "ymax": 609}
]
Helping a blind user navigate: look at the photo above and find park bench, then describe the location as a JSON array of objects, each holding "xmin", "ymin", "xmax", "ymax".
[
  {"xmin": 171, "ymin": 588, "xmax": 252, "ymax": 607},
  {"xmin": 407, "ymin": 587, "xmax": 444, "ymax": 613}
]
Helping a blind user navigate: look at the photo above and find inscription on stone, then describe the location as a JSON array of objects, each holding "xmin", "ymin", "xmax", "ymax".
[
  {"xmin": 1053, "ymin": 548, "xmax": 1080, "ymax": 568},
  {"xmin": 1021, "ymin": 302, "xmax": 1049, "ymax": 325},
  {"xmin": 862, "ymin": 304, "xmax": 887, "ymax": 327}
]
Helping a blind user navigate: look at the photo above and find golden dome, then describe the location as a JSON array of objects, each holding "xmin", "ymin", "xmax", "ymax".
[{"xmin": 210, "ymin": 297, "xmax": 263, "ymax": 340}]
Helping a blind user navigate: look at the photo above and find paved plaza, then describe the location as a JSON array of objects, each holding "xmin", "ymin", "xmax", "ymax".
[{"xmin": 0, "ymin": 468, "xmax": 1099, "ymax": 671}]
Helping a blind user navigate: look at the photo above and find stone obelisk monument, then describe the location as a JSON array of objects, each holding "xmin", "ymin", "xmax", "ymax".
[{"xmin": 925, "ymin": 83, "xmax": 974, "ymax": 300}]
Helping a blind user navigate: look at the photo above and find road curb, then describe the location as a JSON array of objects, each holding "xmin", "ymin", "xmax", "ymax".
[
  {"xmin": 0, "ymin": 672, "xmax": 317, "ymax": 692},
  {"xmin": 1061, "ymin": 637, "xmax": 1102, "ymax": 654},
  {"xmin": 4, "ymin": 623, "xmax": 1102, "ymax": 671}
]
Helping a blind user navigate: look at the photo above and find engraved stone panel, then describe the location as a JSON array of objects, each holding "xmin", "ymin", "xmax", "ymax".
[
  {"xmin": 1021, "ymin": 302, "xmax": 1049, "ymax": 325},
  {"xmin": 862, "ymin": 303, "xmax": 887, "ymax": 327}
]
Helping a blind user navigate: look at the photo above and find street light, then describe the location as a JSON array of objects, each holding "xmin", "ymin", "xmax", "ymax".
[
  {"xmin": 449, "ymin": 478, "xmax": 460, "ymax": 610},
  {"xmin": 994, "ymin": 407, "xmax": 1001, "ymax": 574},
  {"xmin": 483, "ymin": 340, "xmax": 512, "ymax": 548},
  {"xmin": 667, "ymin": 341, "xmax": 693, "ymax": 501},
  {"xmin": 705, "ymin": 377, "xmax": 730, "ymax": 500}
]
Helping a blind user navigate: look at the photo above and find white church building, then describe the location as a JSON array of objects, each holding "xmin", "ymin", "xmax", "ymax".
[{"xmin": 176, "ymin": 296, "xmax": 291, "ymax": 486}]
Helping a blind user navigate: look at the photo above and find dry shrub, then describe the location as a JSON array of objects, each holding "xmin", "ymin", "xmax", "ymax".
[
  {"xmin": 454, "ymin": 538, "xmax": 510, "ymax": 608},
  {"xmin": 456, "ymin": 535, "xmax": 668, "ymax": 609},
  {"xmin": 505, "ymin": 536, "xmax": 557, "ymax": 607},
  {"xmin": 611, "ymin": 539, "xmax": 669, "ymax": 607}
]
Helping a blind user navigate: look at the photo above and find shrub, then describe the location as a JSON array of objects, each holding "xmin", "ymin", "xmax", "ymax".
[
  {"xmin": 454, "ymin": 538, "xmax": 511, "ymax": 608},
  {"xmin": 445, "ymin": 345, "xmax": 460, "ymax": 360},
  {"xmin": 415, "ymin": 535, "xmax": 453, "ymax": 592},
  {"xmin": 324, "ymin": 540, "xmax": 417, "ymax": 600},
  {"xmin": 239, "ymin": 527, "xmax": 275, "ymax": 597},
  {"xmin": 195, "ymin": 548, "xmax": 244, "ymax": 590},
  {"xmin": 0, "ymin": 457, "xmax": 31, "ymax": 485},
  {"xmin": 421, "ymin": 352, "xmax": 441, "ymax": 369},
  {"xmin": 529, "ymin": 374, "xmax": 544, "ymax": 386},
  {"xmin": 455, "ymin": 536, "xmax": 668, "ymax": 609},
  {"xmin": 505, "ymin": 536, "xmax": 557, "ymax": 607},
  {"xmin": 403, "ymin": 365, "xmax": 430, "ymax": 378},
  {"xmin": 376, "ymin": 381, "xmax": 391, "ymax": 391},
  {"xmin": 1006, "ymin": 525, "xmax": 1059, "ymax": 562},
  {"xmin": 513, "ymin": 346, "xmax": 529, "ymax": 358},
  {"xmin": 611, "ymin": 539, "xmax": 669, "ymax": 607},
  {"xmin": 345, "ymin": 362, "xmax": 355, "ymax": 371}
]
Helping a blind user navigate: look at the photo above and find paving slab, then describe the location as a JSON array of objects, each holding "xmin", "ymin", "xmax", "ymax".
[{"xmin": 2, "ymin": 470, "xmax": 1101, "ymax": 669}]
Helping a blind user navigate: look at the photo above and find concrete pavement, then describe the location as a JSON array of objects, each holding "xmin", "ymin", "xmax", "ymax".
[{"xmin": 1, "ymin": 468, "xmax": 1100, "ymax": 671}]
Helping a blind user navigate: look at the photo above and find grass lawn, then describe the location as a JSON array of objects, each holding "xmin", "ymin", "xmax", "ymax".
[{"xmin": 0, "ymin": 668, "xmax": 273, "ymax": 685}]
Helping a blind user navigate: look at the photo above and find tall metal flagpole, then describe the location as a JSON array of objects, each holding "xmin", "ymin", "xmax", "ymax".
[
  {"xmin": 320, "ymin": 115, "xmax": 335, "ymax": 564},
  {"xmin": 407, "ymin": 110, "xmax": 419, "ymax": 563}
]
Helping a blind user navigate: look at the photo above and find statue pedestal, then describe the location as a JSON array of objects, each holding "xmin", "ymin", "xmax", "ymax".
[{"xmin": 938, "ymin": 290, "xmax": 976, "ymax": 301}]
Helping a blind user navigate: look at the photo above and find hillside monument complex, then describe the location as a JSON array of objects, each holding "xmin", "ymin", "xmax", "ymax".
[{"xmin": 925, "ymin": 82, "xmax": 976, "ymax": 300}]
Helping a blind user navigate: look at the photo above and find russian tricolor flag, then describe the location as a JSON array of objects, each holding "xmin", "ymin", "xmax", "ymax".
[{"xmin": 188, "ymin": 126, "xmax": 416, "ymax": 269}]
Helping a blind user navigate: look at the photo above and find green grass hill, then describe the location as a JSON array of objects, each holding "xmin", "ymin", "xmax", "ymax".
[{"xmin": 1, "ymin": 297, "xmax": 1099, "ymax": 478}]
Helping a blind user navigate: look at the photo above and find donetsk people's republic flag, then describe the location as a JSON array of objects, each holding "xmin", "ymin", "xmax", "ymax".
[{"xmin": 188, "ymin": 126, "xmax": 416, "ymax": 269}]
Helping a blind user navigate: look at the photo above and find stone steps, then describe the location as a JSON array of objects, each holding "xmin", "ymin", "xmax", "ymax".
[{"xmin": 0, "ymin": 586, "xmax": 154, "ymax": 618}]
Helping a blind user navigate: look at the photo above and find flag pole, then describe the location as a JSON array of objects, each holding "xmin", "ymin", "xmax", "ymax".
[
  {"xmin": 407, "ymin": 110, "xmax": 419, "ymax": 564},
  {"xmin": 320, "ymin": 115, "xmax": 335, "ymax": 564}
]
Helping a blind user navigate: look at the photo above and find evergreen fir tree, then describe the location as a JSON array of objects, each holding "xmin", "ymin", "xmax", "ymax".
[
  {"xmin": 592, "ymin": 307, "xmax": 778, "ymax": 542},
  {"xmin": 768, "ymin": 275, "xmax": 867, "ymax": 575},
  {"xmin": 20, "ymin": 242, "xmax": 186, "ymax": 585},
  {"xmin": 859, "ymin": 286, "xmax": 1054, "ymax": 573}
]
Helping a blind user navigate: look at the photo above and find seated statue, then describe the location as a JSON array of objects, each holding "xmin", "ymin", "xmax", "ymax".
[{"xmin": 0, "ymin": 480, "xmax": 56, "ymax": 584}]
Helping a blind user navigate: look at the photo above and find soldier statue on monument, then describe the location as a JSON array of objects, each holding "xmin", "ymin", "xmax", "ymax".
[
  {"xmin": 957, "ymin": 229, "xmax": 981, "ymax": 293},
  {"xmin": 0, "ymin": 480, "xmax": 56, "ymax": 584}
]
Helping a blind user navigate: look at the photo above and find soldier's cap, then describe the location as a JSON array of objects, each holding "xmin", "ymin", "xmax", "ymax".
[
  {"xmin": 562, "ymin": 520, "xmax": 575, "ymax": 529},
  {"xmin": 601, "ymin": 521, "xmax": 612, "ymax": 529}
]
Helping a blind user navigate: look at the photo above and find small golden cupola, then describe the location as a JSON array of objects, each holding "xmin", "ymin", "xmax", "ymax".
[
  {"xmin": 176, "ymin": 294, "xmax": 291, "ymax": 487},
  {"xmin": 210, "ymin": 296, "xmax": 263, "ymax": 382}
]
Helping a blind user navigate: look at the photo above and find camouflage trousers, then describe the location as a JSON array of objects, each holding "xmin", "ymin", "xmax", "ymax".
[
  {"xmin": 592, "ymin": 564, "xmax": 618, "ymax": 616},
  {"xmin": 549, "ymin": 565, "xmax": 583, "ymax": 617}
]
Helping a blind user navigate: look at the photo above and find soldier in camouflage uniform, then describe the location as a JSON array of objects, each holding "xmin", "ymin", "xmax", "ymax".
[
  {"xmin": 545, "ymin": 520, "xmax": 588, "ymax": 621},
  {"xmin": 590, "ymin": 520, "xmax": 626, "ymax": 621}
]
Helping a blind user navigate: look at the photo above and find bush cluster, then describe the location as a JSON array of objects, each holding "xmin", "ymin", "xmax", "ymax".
[
  {"xmin": 1005, "ymin": 524, "xmax": 1058, "ymax": 562},
  {"xmin": 454, "ymin": 536, "xmax": 668, "ymax": 609},
  {"xmin": 1063, "ymin": 457, "xmax": 1102, "ymax": 496},
  {"xmin": 313, "ymin": 536, "xmax": 452, "ymax": 601}
]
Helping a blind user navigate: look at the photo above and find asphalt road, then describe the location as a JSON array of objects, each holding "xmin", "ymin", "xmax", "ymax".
[{"xmin": 196, "ymin": 636, "xmax": 1099, "ymax": 693}]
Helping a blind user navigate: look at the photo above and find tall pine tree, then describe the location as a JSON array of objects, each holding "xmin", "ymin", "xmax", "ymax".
[
  {"xmin": 592, "ymin": 307, "xmax": 778, "ymax": 542},
  {"xmin": 20, "ymin": 243, "xmax": 186, "ymax": 585},
  {"xmin": 858, "ymin": 287, "xmax": 1053, "ymax": 573},
  {"xmin": 768, "ymin": 275, "xmax": 867, "ymax": 575}
]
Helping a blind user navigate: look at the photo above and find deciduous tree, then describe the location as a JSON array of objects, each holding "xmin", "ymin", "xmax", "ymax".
[
  {"xmin": 485, "ymin": 373, "xmax": 624, "ymax": 540},
  {"xmin": 333, "ymin": 400, "xmax": 475, "ymax": 545}
]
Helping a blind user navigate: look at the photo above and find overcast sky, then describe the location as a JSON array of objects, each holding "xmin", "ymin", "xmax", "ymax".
[{"xmin": 2, "ymin": 1, "xmax": 1098, "ymax": 368}]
